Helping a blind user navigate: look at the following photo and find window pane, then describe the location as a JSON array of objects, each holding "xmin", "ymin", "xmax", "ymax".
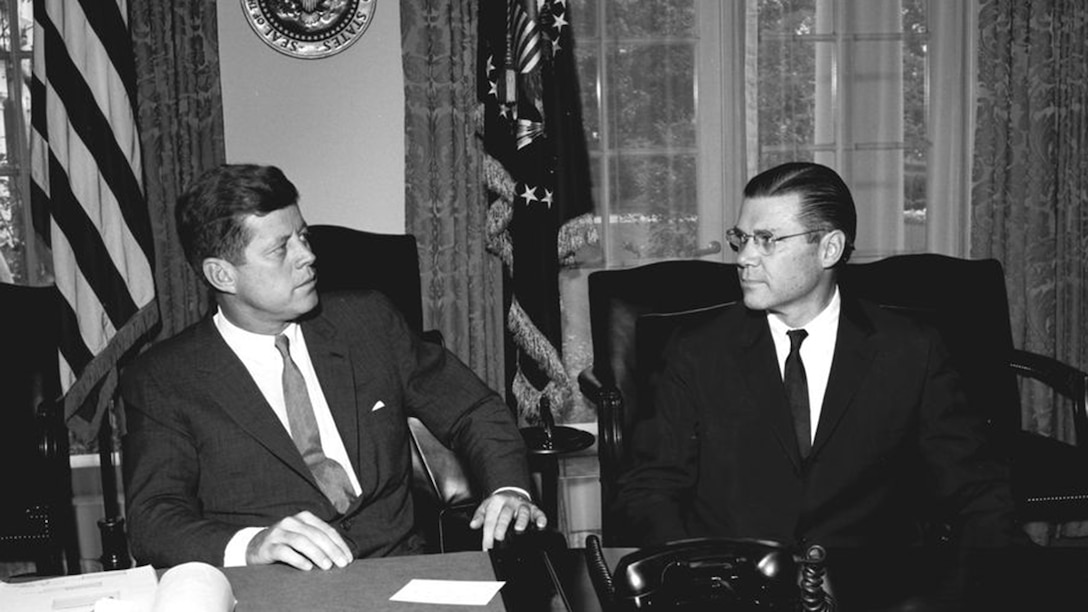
[
  {"xmin": 759, "ymin": 0, "xmax": 819, "ymax": 36},
  {"xmin": 20, "ymin": 0, "xmax": 32, "ymax": 52},
  {"xmin": 607, "ymin": 153, "xmax": 697, "ymax": 262},
  {"xmin": 903, "ymin": 0, "xmax": 927, "ymax": 251},
  {"xmin": 0, "ymin": 175, "xmax": 22, "ymax": 283},
  {"xmin": 577, "ymin": 51, "xmax": 600, "ymax": 151},
  {"xmin": 606, "ymin": 0, "xmax": 695, "ymax": 38},
  {"xmin": 607, "ymin": 42, "xmax": 695, "ymax": 149},
  {"xmin": 570, "ymin": 0, "xmax": 598, "ymax": 39},
  {"xmin": 756, "ymin": 37, "xmax": 823, "ymax": 161}
]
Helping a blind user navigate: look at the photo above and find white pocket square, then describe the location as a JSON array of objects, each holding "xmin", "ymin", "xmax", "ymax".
[{"xmin": 371, "ymin": 401, "xmax": 385, "ymax": 412}]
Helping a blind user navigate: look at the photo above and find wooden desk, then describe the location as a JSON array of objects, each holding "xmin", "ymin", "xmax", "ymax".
[{"xmin": 223, "ymin": 551, "xmax": 505, "ymax": 612}]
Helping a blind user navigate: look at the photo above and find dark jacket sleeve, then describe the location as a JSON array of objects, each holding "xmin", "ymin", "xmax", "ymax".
[
  {"xmin": 121, "ymin": 352, "xmax": 244, "ymax": 567},
  {"xmin": 614, "ymin": 331, "xmax": 703, "ymax": 546},
  {"xmin": 915, "ymin": 325, "xmax": 1018, "ymax": 547}
]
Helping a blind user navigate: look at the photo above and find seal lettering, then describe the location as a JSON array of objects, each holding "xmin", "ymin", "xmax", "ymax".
[{"xmin": 240, "ymin": 0, "xmax": 376, "ymax": 59}]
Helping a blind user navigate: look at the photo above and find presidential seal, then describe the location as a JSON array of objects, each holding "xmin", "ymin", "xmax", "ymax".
[{"xmin": 241, "ymin": 0, "xmax": 376, "ymax": 59}]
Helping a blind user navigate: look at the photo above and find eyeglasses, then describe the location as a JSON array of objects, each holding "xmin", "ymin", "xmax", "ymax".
[{"xmin": 725, "ymin": 227, "xmax": 825, "ymax": 255}]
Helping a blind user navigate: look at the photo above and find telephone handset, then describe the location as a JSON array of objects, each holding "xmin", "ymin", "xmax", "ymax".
[{"xmin": 585, "ymin": 535, "xmax": 834, "ymax": 611}]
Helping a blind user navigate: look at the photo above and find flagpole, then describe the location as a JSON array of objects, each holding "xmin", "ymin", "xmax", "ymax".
[{"xmin": 97, "ymin": 408, "xmax": 131, "ymax": 570}]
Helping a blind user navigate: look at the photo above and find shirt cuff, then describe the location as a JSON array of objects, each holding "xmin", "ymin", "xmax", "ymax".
[
  {"xmin": 223, "ymin": 527, "xmax": 264, "ymax": 567},
  {"xmin": 492, "ymin": 486, "xmax": 533, "ymax": 502}
]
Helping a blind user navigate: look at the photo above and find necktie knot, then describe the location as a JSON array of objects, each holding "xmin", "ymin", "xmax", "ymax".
[
  {"xmin": 274, "ymin": 333, "xmax": 291, "ymax": 358},
  {"xmin": 787, "ymin": 328, "xmax": 808, "ymax": 352}
]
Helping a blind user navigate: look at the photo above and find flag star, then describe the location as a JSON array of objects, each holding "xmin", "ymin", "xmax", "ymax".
[
  {"xmin": 552, "ymin": 12, "xmax": 569, "ymax": 32},
  {"xmin": 488, "ymin": 78, "xmax": 498, "ymax": 97},
  {"xmin": 542, "ymin": 189, "xmax": 554, "ymax": 208},
  {"xmin": 499, "ymin": 103, "xmax": 513, "ymax": 119},
  {"xmin": 519, "ymin": 185, "xmax": 539, "ymax": 204},
  {"xmin": 486, "ymin": 54, "xmax": 496, "ymax": 75}
]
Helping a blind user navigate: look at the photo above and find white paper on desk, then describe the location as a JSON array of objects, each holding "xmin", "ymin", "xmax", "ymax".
[
  {"xmin": 389, "ymin": 579, "xmax": 505, "ymax": 605},
  {"xmin": 0, "ymin": 565, "xmax": 157, "ymax": 612}
]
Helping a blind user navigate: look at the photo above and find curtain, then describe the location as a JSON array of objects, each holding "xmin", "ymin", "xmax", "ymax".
[
  {"xmin": 129, "ymin": 0, "xmax": 226, "ymax": 342},
  {"xmin": 400, "ymin": 0, "xmax": 505, "ymax": 392},
  {"xmin": 973, "ymin": 0, "xmax": 1088, "ymax": 540}
]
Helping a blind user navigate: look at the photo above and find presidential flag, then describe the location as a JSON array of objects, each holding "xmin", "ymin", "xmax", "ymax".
[
  {"xmin": 479, "ymin": 0, "xmax": 596, "ymax": 421},
  {"xmin": 30, "ymin": 0, "xmax": 157, "ymax": 443}
]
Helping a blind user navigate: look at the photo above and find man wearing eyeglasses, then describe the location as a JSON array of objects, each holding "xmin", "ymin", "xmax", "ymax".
[{"xmin": 615, "ymin": 162, "xmax": 1017, "ymax": 603}]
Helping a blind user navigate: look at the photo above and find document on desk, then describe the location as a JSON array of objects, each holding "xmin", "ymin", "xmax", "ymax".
[
  {"xmin": 389, "ymin": 579, "xmax": 505, "ymax": 606},
  {"xmin": 0, "ymin": 565, "xmax": 157, "ymax": 612}
]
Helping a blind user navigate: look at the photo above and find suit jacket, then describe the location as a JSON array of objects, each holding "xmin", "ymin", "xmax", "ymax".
[
  {"xmin": 616, "ymin": 291, "xmax": 1016, "ymax": 551},
  {"xmin": 121, "ymin": 291, "xmax": 530, "ymax": 568}
]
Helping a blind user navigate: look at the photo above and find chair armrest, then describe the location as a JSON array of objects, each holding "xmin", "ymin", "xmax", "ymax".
[
  {"xmin": 35, "ymin": 399, "xmax": 67, "ymax": 468},
  {"xmin": 407, "ymin": 416, "xmax": 477, "ymax": 507},
  {"xmin": 421, "ymin": 329, "xmax": 445, "ymax": 346},
  {"xmin": 577, "ymin": 368, "xmax": 625, "ymax": 476},
  {"xmin": 577, "ymin": 366, "xmax": 628, "ymax": 545},
  {"xmin": 577, "ymin": 366, "xmax": 604, "ymax": 404},
  {"xmin": 1009, "ymin": 348, "xmax": 1088, "ymax": 447}
]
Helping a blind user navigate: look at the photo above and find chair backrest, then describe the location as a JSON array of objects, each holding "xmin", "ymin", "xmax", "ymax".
[
  {"xmin": 0, "ymin": 283, "xmax": 76, "ymax": 574},
  {"xmin": 307, "ymin": 224, "xmax": 425, "ymax": 332},
  {"xmin": 586, "ymin": 259, "xmax": 742, "ymax": 432},
  {"xmin": 838, "ymin": 254, "xmax": 1020, "ymax": 440}
]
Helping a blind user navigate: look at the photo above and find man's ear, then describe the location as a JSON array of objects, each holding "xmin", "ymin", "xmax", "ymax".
[
  {"xmin": 819, "ymin": 229, "xmax": 846, "ymax": 269},
  {"xmin": 202, "ymin": 257, "xmax": 237, "ymax": 294}
]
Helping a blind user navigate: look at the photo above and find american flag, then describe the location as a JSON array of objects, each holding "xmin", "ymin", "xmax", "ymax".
[
  {"xmin": 479, "ymin": 0, "xmax": 596, "ymax": 421},
  {"xmin": 30, "ymin": 0, "xmax": 157, "ymax": 443}
]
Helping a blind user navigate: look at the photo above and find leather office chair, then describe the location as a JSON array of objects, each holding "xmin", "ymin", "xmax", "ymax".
[
  {"xmin": 307, "ymin": 225, "xmax": 480, "ymax": 552},
  {"xmin": 580, "ymin": 254, "xmax": 1088, "ymax": 546},
  {"xmin": 839, "ymin": 255, "xmax": 1088, "ymax": 525},
  {"xmin": 577, "ymin": 260, "xmax": 741, "ymax": 545},
  {"xmin": 0, "ymin": 283, "xmax": 81, "ymax": 575}
]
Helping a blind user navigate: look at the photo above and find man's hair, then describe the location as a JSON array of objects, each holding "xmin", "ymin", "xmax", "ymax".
[
  {"xmin": 175, "ymin": 164, "xmax": 299, "ymax": 274},
  {"xmin": 743, "ymin": 162, "xmax": 857, "ymax": 264}
]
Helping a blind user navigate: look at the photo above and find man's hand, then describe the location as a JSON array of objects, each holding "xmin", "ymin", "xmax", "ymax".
[
  {"xmin": 246, "ymin": 510, "xmax": 353, "ymax": 570},
  {"xmin": 469, "ymin": 490, "xmax": 548, "ymax": 550}
]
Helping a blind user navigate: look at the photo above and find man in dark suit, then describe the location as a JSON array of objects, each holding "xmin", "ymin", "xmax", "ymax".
[
  {"xmin": 616, "ymin": 162, "xmax": 1017, "ymax": 555},
  {"xmin": 122, "ymin": 164, "xmax": 544, "ymax": 570}
]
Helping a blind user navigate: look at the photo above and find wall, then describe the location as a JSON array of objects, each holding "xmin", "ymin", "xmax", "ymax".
[{"xmin": 217, "ymin": 2, "xmax": 405, "ymax": 233}]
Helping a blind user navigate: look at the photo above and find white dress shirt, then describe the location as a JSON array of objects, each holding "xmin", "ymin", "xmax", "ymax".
[
  {"xmin": 765, "ymin": 287, "xmax": 841, "ymax": 443},
  {"xmin": 213, "ymin": 310, "xmax": 360, "ymax": 566}
]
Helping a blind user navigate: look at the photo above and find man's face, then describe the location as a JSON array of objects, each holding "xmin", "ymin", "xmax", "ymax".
[
  {"xmin": 220, "ymin": 204, "xmax": 318, "ymax": 333},
  {"xmin": 734, "ymin": 193, "xmax": 835, "ymax": 327}
]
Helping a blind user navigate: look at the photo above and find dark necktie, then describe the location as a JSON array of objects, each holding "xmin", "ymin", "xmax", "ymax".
[
  {"xmin": 274, "ymin": 334, "xmax": 356, "ymax": 513},
  {"xmin": 785, "ymin": 329, "xmax": 812, "ymax": 458}
]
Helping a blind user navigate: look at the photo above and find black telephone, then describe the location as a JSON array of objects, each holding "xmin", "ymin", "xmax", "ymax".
[{"xmin": 584, "ymin": 535, "xmax": 834, "ymax": 611}]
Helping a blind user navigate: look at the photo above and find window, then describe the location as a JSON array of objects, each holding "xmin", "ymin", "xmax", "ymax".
[
  {"xmin": 574, "ymin": 0, "xmax": 724, "ymax": 266},
  {"xmin": 570, "ymin": 0, "xmax": 975, "ymax": 267},
  {"xmin": 0, "ymin": 0, "xmax": 34, "ymax": 284}
]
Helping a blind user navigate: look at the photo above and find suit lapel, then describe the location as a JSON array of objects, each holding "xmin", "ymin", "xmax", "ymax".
[
  {"xmin": 810, "ymin": 295, "xmax": 877, "ymax": 458},
  {"xmin": 192, "ymin": 319, "xmax": 315, "ymax": 485},
  {"xmin": 301, "ymin": 313, "xmax": 363, "ymax": 487},
  {"xmin": 733, "ymin": 310, "xmax": 804, "ymax": 471}
]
